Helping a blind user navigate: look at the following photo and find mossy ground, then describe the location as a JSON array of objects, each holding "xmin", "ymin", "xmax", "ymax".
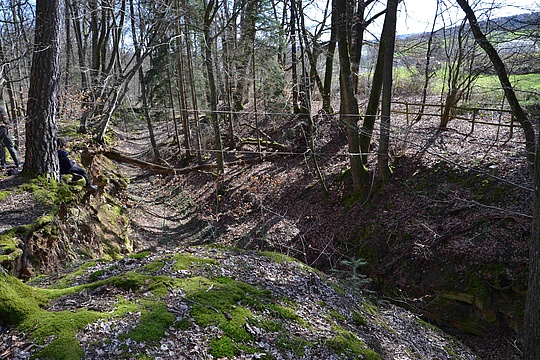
[
  {"xmin": 0, "ymin": 156, "xmax": 133, "ymax": 276},
  {"xmin": 0, "ymin": 247, "xmax": 390, "ymax": 360},
  {"xmin": 326, "ymin": 331, "xmax": 381, "ymax": 360}
]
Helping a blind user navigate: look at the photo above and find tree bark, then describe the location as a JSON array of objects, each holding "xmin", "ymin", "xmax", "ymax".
[
  {"xmin": 184, "ymin": 7, "xmax": 203, "ymax": 164},
  {"xmin": 290, "ymin": 0, "xmax": 302, "ymax": 114},
  {"xmin": 233, "ymin": 0, "xmax": 259, "ymax": 112},
  {"xmin": 335, "ymin": 0, "xmax": 368, "ymax": 191},
  {"xmin": 24, "ymin": 0, "xmax": 61, "ymax": 179},
  {"xmin": 524, "ymin": 129, "xmax": 540, "ymax": 359},
  {"xmin": 129, "ymin": 0, "xmax": 160, "ymax": 160},
  {"xmin": 359, "ymin": 23, "xmax": 385, "ymax": 165},
  {"xmin": 456, "ymin": 0, "xmax": 535, "ymax": 164},
  {"xmin": 203, "ymin": 0, "xmax": 224, "ymax": 173},
  {"xmin": 414, "ymin": 1, "xmax": 439, "ymax": 123},
  {"xmin": 377, "ymin": 0, "xmax": 398, "ymax": 185},
  {"xmin": 322, "ymin": 0, "xmax": 337, "ymax": 114}
]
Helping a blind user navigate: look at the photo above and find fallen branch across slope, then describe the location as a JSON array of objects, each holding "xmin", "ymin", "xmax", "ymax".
[{"xmin": 99, "ymin": 150, "xmax": 265, "ymax": 175}]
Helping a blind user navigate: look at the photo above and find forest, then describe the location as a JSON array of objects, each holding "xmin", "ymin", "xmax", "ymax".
[{"xmin": 1, "ymin": 0, "xmax": 540, "ymax": 359}]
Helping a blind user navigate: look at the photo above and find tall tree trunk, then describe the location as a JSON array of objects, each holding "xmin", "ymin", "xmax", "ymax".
[
  {"xmin": 69, "ymin": 0, "xmax": 91, "ymax": 133},
  {"xmin": 129, "ymin": 0, "xmax": 160, "ymax": 160},
  {"xmin": 525, "ymin": 129, "xmax": 540, "ymax": 359},
  {"xmin": 293, "ymin": 0, "xmax": 310, "ymax": 121},
  {"xmin": 456, "ymin": 0, "xmax": 535, "ymax": 164},
  {"xmin": 63, "ymin": 0, "xmax": 72, "ymax": 96},
  {"xmin": 104, "ymin": 0, "xmax": 125, "ymax": 76},
  {"xmin": 377, "ymin": 0, "xmax": 398, "ymax": 185},
  {"xmin": 204, "ymin": 0, "xmax": 224, "ymax": 173},
  {"xmin": 322, "ymin": 0, "xmax": 336, "ymax": 114},
  {"xmin": 0, "ymin": 37, "xmax": 19, "ymax": 148},
  {"xmin": 290, "ymin": 0, "xmax": 301, "ymax": 114},
  {"xmin": 359, "ymin": 31, "xmax": 384, "ymax": 165},
  {"xmin": 233, "ymin": 0, "xmax": 259, "ymax": 112},
  {"xmin": 335, "ymin": 0, "xmax": 367, "ymax": 191},
  {"xmin": 89, "ymin": 0, "xmax": 100, "ymax": 86},
  {"xmin": 350, "ymin": 0, "xmax": 367, "ymax": 94},
  {"xmin": 182, "ymin": 1, "xmax": 203, "ymax": 164},
  {"xmin": 219, "ymin": 1, "xmax": 237, "ymax": 149},
  {"xmin": 415, "ymin": 1, "xmax": 439, "ymax": 123},
  {"xmin": 175, "ymin": 11, "xmax": 191, "ymax": 160},
  {"xmin": 24, "ymin": 0, "xmax": 61, "ymax": 179}
]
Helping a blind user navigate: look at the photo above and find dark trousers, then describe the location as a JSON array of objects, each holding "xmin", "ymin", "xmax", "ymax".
[
  {"xmin": 68, "ymin": 165, "xmax": 92, "ymax": 186},
  {"xmin": 0, "ymin": 126, "xmax": 19, "ymax": 167}
]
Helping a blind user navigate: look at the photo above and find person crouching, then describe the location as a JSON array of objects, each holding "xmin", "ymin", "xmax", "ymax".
[{"xmin": 57, "ymin": 137, "xmax": 97, "ymax": 190}]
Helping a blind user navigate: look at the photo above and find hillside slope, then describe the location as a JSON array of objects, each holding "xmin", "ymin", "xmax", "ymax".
[
  {"xmin": 0, "ymin": 245, "xmax": 478, "ymax": 359},
  {"xmin": 0, "ymin": 104, "xmax": 530, "ymax": 359}
]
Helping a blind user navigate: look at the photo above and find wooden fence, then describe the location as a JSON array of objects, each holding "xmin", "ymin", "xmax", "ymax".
[{"xmin": 391, "ymin": 101, "xmax": 516, "ymax": 137}]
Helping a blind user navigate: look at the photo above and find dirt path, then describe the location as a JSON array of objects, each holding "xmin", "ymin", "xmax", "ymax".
[{"xmin": 111, "ymin": 125, "xmax": 212, "ymax": 251}]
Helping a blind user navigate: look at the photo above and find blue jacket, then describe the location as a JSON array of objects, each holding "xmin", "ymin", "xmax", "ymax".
[{"xmin": 58, "ymin": 149, "xmax": 74, "ymax": 174}]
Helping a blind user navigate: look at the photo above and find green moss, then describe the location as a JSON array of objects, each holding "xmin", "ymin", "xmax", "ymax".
[
  {"xmin": 19, "ymin": 176, "xmax": 74, "ymax": 207},
  {"xmin": 122, "ymin": 301, "xmax": 175, "ymax": 343},
  {"xmin": 417, "ymin": 318, "xmax": 440, "ymax": 332},
  {"xmin": 443, "ymin": 345, "xmax": 458, "ymax": 358},
  {"xmin": 33, "ymin": 332, "xmax": 84, "ymax": 360},
  {"xmin": 329, "ymin": 309, "xmax": 345, "ymax": 321},
  {"xmin": 88, "ymin": 269, "xmax": 106, "ymax": 282},
  {"xmin": 176, "ymin": 317, "xmax": 190, "ymax": 330},
  {"xmin": 0, "ymin": 190, "xmax": 9, "ymax": 201},
  {"xmin": 331, "ymin": 282, "xmax": 346, "ymax": 296},
  {"xmin": 360, "ymin": 300, "xmax": 380, "ymax": 315},
  {"xmin": 0, "ymin": 273, "xmax": 47, "ymax": 325},
  {"xmin": 353, "ymin": 311, "xmax": 368, "ymax": 326},
  {"xmin": 21, "ymin": 308, "xmax": 103, "ymax": 342},
  {"xmin": 108, "ymin": 271, "xmax": 150, "ymax": 291},
  {"xmin": 107, "ymin": 272, "xmax": 179, "ymax": 296},
  {"xmin": 188, "ymin": 276, "xmax": 274, "ymax": 344},
  {"xmin": 173, "ymin": 253, "xmax": 218, "ymax": 271},
  {"xmin": 0, "ymin": 231, "xmax": 23, "ymax": 263},
  {"xmin": 266, "ymin": 304, "xmax": 303, "ymax": 324},
  {"xmin": 128, "ymin": 251, "xmax": 151, "ymax": 260},
  {"xmin": 141, "ymin": 261, "xmax": 165, "ymax": 274},
  {"xmin": 112, "ymin": 296, "xmax": 141, "ymax": 316},
  {"xmin": 257, "ymin": 318, "xmax": 283, "ymax": 332},
  {"xmin": 209, "ymin": 336, "xmax": 237, "ymax": 358},
  {"xmin": 276, "ymin": 333, "xmax": 313, "ymax": 356},
  {"xmin": 93, "ymin": 153, "xmax": 129, "ymax": 190},
  {"xmin": 258, "ymin": 251, "xmax": 299, "ymax": 264},
  {"xmin": 190, "ymin": 294, "xmax": 251, "ymax": 341},
  {"xmin": 327, "ymin": 331, "xmax": 381, "ymax": 360}
]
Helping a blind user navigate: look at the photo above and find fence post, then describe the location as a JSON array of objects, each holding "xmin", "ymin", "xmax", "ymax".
[
  {"xmin": 405, "ymin": 102, "xmax": 409, "ymax": 125},
  {"xmin": 509, "ymin": 113, "xmax": 514, "ymax": 139},
  {"xmin": 469, "ymin": 108, "xmax": 478, "ymax": 135}
]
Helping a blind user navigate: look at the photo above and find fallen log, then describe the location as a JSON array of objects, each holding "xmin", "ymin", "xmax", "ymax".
[
  {"xmin": 238, "ymin": 138, "xmax": 289, "ymax": 152},
  {"xmin": 100, "ymin": 150, "xmax": 264, "ymax": 175}
]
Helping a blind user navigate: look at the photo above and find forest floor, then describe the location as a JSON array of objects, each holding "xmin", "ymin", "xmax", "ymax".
[
  {"xmin": 110, "ymin": 104, "xmax": 530, "ymax": 359},
  {"xmin": 0, "ymin": 102, "xmax": 533, "ymax": 359}
]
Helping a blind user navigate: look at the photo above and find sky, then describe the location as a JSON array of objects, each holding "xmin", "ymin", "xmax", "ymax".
[{"xmin": 394, "ymin": 0, "xmax": 540, "ymax": 35}]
